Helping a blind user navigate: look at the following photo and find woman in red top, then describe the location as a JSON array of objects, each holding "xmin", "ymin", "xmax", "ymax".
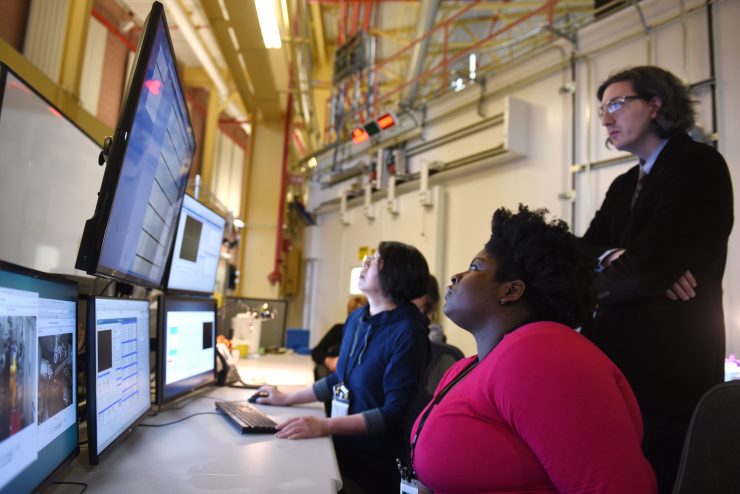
[{"xmin": 407, "ymin": 205, "xmax": 656, "ymax": 493}]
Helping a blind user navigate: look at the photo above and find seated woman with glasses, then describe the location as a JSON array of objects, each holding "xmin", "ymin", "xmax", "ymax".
[
  {"xmin": 255, "ymin": 241, "xmax": 431, "ymax": 493},
  {"xmin": 404, "ymin": 205, "xmax": 656, "ymax": 494}
]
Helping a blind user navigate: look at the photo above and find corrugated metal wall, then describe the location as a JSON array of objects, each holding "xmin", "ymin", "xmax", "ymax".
[
  {"xmin": 213, "ymin": 131, "xmax": 245, "ymax": 217},
  {"xmin": 23, "ymin": 0, "xmax": 70, "ymax": 82},
  {"xmin": 79, "ymin": 17, "xmax": 106, "ymax": 116}
]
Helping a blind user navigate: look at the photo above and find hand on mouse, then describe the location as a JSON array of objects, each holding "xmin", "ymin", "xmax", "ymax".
[
  {"xmin": 250, "ymin": 386, "xmax": 287, "ymax": 406},
  {"xmin": 248, "ymin": 390, "xmax": 270, "ymax": 403}
]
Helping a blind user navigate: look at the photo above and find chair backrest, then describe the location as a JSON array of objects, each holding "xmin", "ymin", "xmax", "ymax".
[
  {"xmin": 402, "ymin": 342, "xmax": 465, "ymax": 456},
  {"xmin": 673, "ymin": 379, "xmax": 740, "ymax": 494},
  {"xmin": 421, "ymin": 342, "xmax": 465, "ymax": 397}
]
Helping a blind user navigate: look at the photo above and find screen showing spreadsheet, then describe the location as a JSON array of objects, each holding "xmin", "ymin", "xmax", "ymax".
[{"xmin": 87, "ymin": 297, "xmax": 150, "ymax": 464}]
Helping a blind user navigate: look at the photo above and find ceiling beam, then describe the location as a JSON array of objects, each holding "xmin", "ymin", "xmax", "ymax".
[
  {"xmin": 226, "ymin": 0, "xmax": 282, "ymax": 120},
  {"xmin": 309, "ymin": 2, "xmax": 327, "ymax": 67}
]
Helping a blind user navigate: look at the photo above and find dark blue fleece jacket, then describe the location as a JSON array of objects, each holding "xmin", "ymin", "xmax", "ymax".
[{"xmin": 313, "ymin": 302, "xmax": 430, "ymax": 483}]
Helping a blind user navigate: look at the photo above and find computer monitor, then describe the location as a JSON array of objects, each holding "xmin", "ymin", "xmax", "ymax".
[
  {"xmin": 75, "ymin": 1, "xmax": 195, "ymax": 289},
  {"xmin": 0, "ymin": 63, "xmax": 103, "ymax": 276},
  {"xmin": 156, "ymin": 296, "xmax": 217, "ymax": 406},
  {"xmin": 0, "ymin": 260, "xmax": 78, "ymax": 492},
  {"xmin": 164, "ymin": 195, "xmax": 226, "ymax": 295},
  {"xmin": 86, "ymin": 297, "xmax": 151, "ymax": 465}
]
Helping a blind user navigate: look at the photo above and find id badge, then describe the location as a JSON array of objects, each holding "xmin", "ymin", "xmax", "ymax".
[
  {"xmin": 331, "ymin": 383, "xmax": 350, "ymax": 417},
  {"xmin": 400, "ymin": 479, "xmax": 422, "ymax": 494}
]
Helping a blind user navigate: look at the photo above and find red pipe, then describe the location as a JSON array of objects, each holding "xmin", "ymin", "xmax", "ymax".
[
  {"xmin": 374, "ymin": 0, "xmax": 480, "ymax": 68},
  {"xmin": 91, "ymin": 8, "xmax": 137, "ymax": 52},
  {"xmin": 362, "ymin": 1, "xmax": 373, "ymax": 31},
  {"xmin": 375, "ymin": 0, "xmax": 558, "ymax": 107},
  {"xmin": 268, "ymin": 71, "xmax": 294, "ymax": 285},
  {"xmin": 339, "ymin": 0, "xmax": 348, "ymax": 45},
  {"xmin": 351, "ymin": 1, "xmax": 361, "ymax": 37}
]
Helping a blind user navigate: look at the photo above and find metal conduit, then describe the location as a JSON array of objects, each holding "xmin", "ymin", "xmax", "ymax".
[{"xmin": 404, "ymin": 0, "xmax": 441, "ymax": 108}]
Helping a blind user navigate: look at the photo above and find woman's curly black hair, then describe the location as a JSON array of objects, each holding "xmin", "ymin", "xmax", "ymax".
[{"xmin": 484, "ymin": 204, "xmax": 595, "ymax": 328}]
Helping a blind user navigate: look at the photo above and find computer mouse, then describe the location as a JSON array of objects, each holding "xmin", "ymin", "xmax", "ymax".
[{"xmin": 248, "ymin": 390, "xmax": 269, "ymax": 403}]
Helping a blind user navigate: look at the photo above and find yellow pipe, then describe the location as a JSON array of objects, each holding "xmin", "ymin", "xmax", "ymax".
[
  {"xmin": 59, "ymin": 0, "xmax": 92, "ymax": 97},
  {"xmin": 199, "ymin": 84, "xmax": 222, "ymax": 192}
]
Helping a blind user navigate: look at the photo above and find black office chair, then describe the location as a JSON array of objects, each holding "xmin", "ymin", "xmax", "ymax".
[
  {"xmin": 672, "ymin": 379, "xmax": 740, "ymax": 494},
  {"xmin": 402, "ymin": 342, "xmax": 465, "ymax": 456},
  {"xmin": 422, "ymin": 342, "xmax": 465, "ymax": 397}
]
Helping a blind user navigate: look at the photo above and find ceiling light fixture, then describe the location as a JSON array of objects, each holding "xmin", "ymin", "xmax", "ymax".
[
  {"xmin": 217, "ymin": 0, "xmax": 230, "ymax": 22},
  {"xmin": 255, "ymin": 0, "xmax": 282, "ymax": 49}
]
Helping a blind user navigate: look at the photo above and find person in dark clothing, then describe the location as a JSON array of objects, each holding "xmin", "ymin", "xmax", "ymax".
[
  {"xmin": 412, "ymin": 274, "xmax": 446, "ymax": 343},
  {"xmin": 581, "ymin": 66, "xmax": 734, "ymax": 494},
  {"xmin": 311, "ymin": 295, "xmax": 367, "ymax": 380},
  {"xmin": 255, "ymin": 241, "xmax": 431, "ymax": 493}
]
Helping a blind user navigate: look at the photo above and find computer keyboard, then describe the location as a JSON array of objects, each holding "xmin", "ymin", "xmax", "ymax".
[{"xmin": 215, "ymin": 400, "xmax": 278, "ymax": 434}]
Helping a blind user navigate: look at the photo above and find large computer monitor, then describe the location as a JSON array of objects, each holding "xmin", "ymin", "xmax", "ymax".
[
  {"xmin": 0, "ymin": 260, "xmax": 78, "ymax": 492},
  {"xmin": 156, "ymin": 296, "xmax": 217, "ymax": 406},
  {"xmin": 86, "ymin": 297, "xmax": 151, "ymax": 465},
  {"xmin": 75, "ymin": 1, "xmax": 195, "ymax": 289},
  {"xmin": 0, "ymin": 63, "xmax": 103, "ymax": 276},
  {"xmin": 164, "ymin": 195, "xmax": 225, "ymax": 295}
]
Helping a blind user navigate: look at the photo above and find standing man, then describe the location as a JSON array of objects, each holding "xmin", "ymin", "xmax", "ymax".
[{"xmin": 581, "ymin": 66, "xmax": 734, "ymax": 494}]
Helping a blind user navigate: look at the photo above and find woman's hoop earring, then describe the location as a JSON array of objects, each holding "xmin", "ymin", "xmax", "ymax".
[{"xmin": 499, "ymin": 299, "xmax": 506, "ymax": 306}]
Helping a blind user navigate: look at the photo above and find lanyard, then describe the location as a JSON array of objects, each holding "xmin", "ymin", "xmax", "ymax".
[
  {"xmin": 403, "ymin": 358, "xmax": 480, "ymax": 481},
  {"xmin": 340, "ymin": 317, "xmax": 373, "ymax": 385}
]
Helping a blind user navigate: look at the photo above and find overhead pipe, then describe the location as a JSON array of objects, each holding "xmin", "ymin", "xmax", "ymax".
[
  {"xmin": 403, "ymin": 0, "xmax": 441, "ymax": 108},
  {"xmin": 165, "ymin": 0, "xmax": 251, "ymax": 135},
  {"xmin": 91, "ymin": 8, "xmax": 137, "ymax": 52},
  {"xmin": 379, "ymin": 0, "xmax": 558, "ymax": 109}
]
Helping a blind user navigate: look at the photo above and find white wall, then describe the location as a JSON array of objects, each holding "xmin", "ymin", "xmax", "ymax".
[{"xmin": 305, "ymin": 0, "xmax": 740, "ymax": 358}]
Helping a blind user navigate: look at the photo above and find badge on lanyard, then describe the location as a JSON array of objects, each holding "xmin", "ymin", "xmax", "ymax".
[
  {"xmin": 331, "ymin": 383, "xmax": 350, "ymax": 417},
  {"xmin": 398, "ymin": 458, "xmax": 423, "ymax": 493},
  {"xmin": 399, "ymin": 478, "xmax": 422, "ymax": 494}
]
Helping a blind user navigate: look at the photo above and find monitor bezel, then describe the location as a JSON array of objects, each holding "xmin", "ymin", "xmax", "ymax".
[
  {"xmin": 0, "ymin": 259, "xmax": 79, "ymax": 492},
  {"xmin": 75, "ymin": 0, "xmax": 194, "ymax": 289},
  {"xmin": 155, "ymin": 295, "xmax": 218, "ymax": 406},
  {"xmin": 0, "ymin": 62, "xmax": 99, "ymax": 148},
  {"xmin": 86, "ymin": 295, "xmax": 152, "ymax": 466},
  {"xmin": 162, "ymin": 193, "xmax": 226, "ymax": 296}
]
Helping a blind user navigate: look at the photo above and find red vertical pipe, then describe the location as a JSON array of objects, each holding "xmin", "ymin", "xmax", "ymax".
[
  {"xmin": 362, "ymin": 1, "xmax": 372, "ymax": 31},
  {"xmin": 351, "ymin": 1, "xmax": 361, "ymax": 37},
  {"xmin": 268, "ymin": 77, "xmax": 294, "ymax": 285},
  {"xmin": 339, "ymin": 0, "xmax": 348, "ymax": 45}
]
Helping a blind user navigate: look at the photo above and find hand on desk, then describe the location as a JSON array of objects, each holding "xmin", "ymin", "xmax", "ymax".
[{"xmin": 275, "ymin": 416, "xmax": 329, "ymax": 439}]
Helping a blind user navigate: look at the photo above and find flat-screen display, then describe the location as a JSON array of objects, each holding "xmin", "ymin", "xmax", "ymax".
[
  {"xmin": 0, "ymin": 260, "xmax": 78, "ymax": 492},
  {"xmin": 0, "ymin": 64, "xmax": 103, "ymax": 276},
  {"xmin": 86, "ymin": 297, "xmax": 150, "ymax": 465},
  {"xmin": 156, "ymin": 296, "xmax": 216, "ymax": 405},
  {"xmin": 164, "ymin": 195, "xmax": 225, "ymax": 295},
  {"xmin": 76, "ymin": 1, "xmax": 195, "ymax": 289}
]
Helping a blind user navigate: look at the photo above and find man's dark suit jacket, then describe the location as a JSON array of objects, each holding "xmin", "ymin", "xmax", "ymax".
[{"xmin": 582, "ymin": 134, "xmax": 734, "ymax": 415}]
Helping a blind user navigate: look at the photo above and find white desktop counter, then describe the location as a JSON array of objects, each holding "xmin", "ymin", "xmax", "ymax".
[{"xmin": 49, "ymin": 355, "xmax": 342, "ymax": 493}]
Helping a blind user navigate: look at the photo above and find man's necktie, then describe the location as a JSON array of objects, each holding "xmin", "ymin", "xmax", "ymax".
[{"xmin": 631, "ymin": 164, "xmax": 646, "ymax": 209}]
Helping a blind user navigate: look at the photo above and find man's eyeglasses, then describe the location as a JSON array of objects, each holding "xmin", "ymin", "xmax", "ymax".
[
  {"xmin": 361, "ymin": 254, "xmax": 380, "ymax": 267},
  {"xmin": 598, "ymin": 95, "xmax": 643, "ymax": 118}
]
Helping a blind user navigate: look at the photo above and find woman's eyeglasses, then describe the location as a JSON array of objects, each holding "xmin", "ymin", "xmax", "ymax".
[{"xmin": 361, "ymin": 254, "xmax": 380, "ymax": 267}]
